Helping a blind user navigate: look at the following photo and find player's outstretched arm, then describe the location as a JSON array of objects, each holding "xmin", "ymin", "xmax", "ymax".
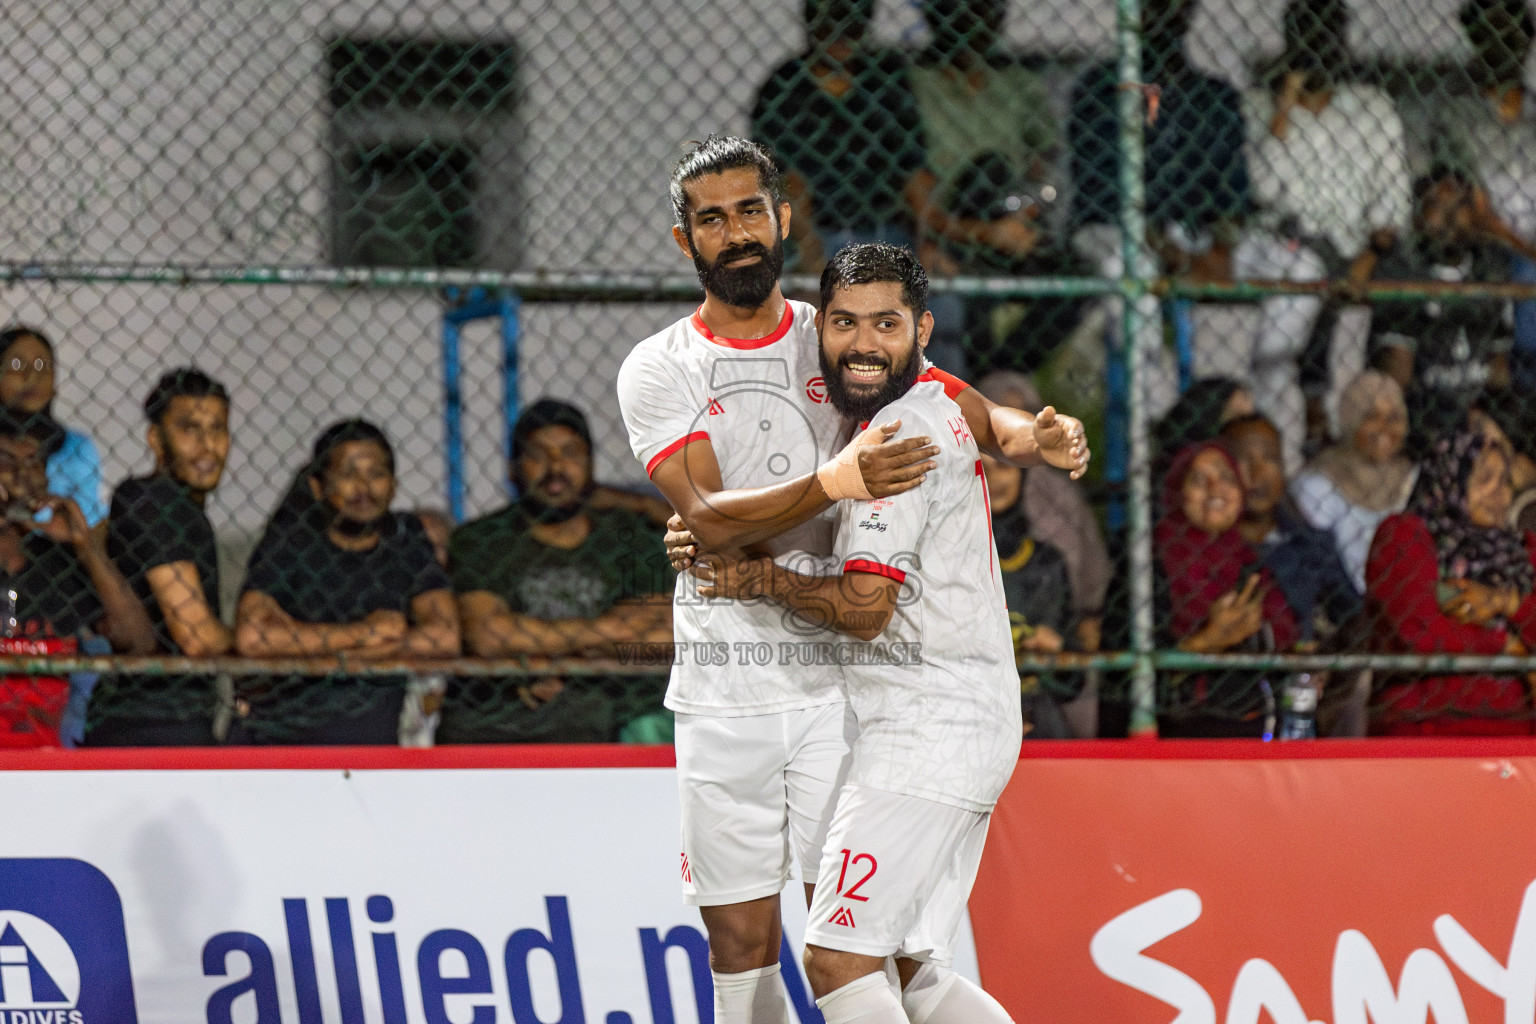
[
  {"xmin": 953, "ymin": 386, "xmax": 1091, "ymax": 479},
  {"xmin": 693, "ymin": 555, "xmax": 899, "ymax": 642},
  {"xmin": 649, "ymin": 425, "xmax": 939, "ymax": 552}
]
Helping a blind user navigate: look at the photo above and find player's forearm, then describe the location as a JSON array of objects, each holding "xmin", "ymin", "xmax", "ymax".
[
  {"xmin": 764, "ymin": 567, "xmax": 895, "ymax": 642},
  {"xmin": 985, "ymin": 405, "xmax": 1046, "ymax": 466},
  {"xmin": 683, "ymin": 474, "xmax": 833, "ymax": 551}
]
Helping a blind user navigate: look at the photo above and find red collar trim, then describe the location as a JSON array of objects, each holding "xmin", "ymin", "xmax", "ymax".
[{"xmin": 690, "ymin": 303, "xmax": 794, "ymax": 350}]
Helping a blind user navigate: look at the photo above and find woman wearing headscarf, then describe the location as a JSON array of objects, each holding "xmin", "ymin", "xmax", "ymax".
[
  {"xmin": 0, "ymin": 326, "xmax": 106, "ymax": 526},
  {"xmin": 1152, "ymin": 376, "xmax": 1256, "ymax": 484},
  {"xmin": 1291, "ymin": 370, "xmax": 1416, "ymax": 593},
  {"xmin": 1156, "ymin": 440, "xmax": 1300, "ymax": 736},
  {"xmin": 1366, "ymin": 430, "xmax": 1536, "ymax": 734}
]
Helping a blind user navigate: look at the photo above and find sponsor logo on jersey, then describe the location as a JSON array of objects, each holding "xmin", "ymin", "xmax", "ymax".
[
  {"xmin": 0, "ymin": 859, "xmax": 138, "ymax": 1023},
  {"xmin": 805, "ymin": 376, "xmax": 828, "ymax": 403},
  {"xmin": 827, "ymin": 907, "xmax": 857, "ymax": 928},
  {"xmin": 706, "ymin": 398, "xmax": 725, "ymax": 416}
]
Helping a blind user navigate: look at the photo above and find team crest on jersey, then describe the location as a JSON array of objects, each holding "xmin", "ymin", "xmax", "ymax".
[
  {"xmin": 805, "ymin": 376, "xmax": 828, "ymax": 403},
  {"xmin": 827, "ymin": 907, "xmax": 856, "ymax": 928},
  {"xmin": 947, "ymin": 415, "xmax": 973, "ymax": 447}
]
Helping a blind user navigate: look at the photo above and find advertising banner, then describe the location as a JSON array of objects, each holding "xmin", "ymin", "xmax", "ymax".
[
  {"xmin": 971, "ymin": 740, "xmax": 1536, "ymax": 1024},
  {"xmin": 0, "ymin": 747, "xmax": 980, "ymax": 1024}
]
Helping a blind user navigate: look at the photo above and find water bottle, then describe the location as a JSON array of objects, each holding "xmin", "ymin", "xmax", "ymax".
[{"xmin": 1277, "ymin": 673, "xmax": 1318, "ymax": 740}]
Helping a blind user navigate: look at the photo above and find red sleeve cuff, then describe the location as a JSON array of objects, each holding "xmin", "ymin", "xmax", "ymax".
[
  {"xmin": 646, "ymin": 431, "xmax": 710, "ymax": 476},
  {"xmin": 843, "ymin": 558, "xmax": 907, "ymax": 583},
  {"xmin": 918, "ymin": 366, "xmax": 970, "ymax": 400}
]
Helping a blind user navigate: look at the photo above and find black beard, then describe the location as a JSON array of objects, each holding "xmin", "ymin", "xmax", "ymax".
[
  {"xmin": 329, "ymin": 512, "xmax": 384, "ymax": 539},
  {"xmin": 516, "ymin": 476, "xmax": 592, "ymax": 524},
  {"xmin": 818, "ymin": 332, "xmax": 925, "ymax": 422},
  {"xmin": 692, "ymin": 236, "xmax": 784, "ymax": 310}
]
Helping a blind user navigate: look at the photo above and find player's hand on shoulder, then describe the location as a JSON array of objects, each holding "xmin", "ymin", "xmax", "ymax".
[
  {"xmin": 692, "ymin": 552, "xmax": 774, "ymax": 601},
  {"xmin": 858, "ymin": 420, "xmax": 939, "ymax": 498},
  {"xmin": 1034, "ymin": 406, "xmax": 1091, "ymax": 480}
]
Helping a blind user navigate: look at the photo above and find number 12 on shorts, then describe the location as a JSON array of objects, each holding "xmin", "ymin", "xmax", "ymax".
[{"xmin": 835, "ymin": 849, "xmax": 877, "ymax": 901}]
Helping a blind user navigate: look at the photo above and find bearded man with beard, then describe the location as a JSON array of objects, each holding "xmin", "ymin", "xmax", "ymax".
[
  {"xmin": 233, "ymin": 420, "xmax": 460, "ymax": 744},
  {"xmin": 618, "ymin": 136, "xmax": 1086, "ymax": 1024},
  {"xmin": 436, "ymin": 400, "xmax": 676, "ymax": 743}
]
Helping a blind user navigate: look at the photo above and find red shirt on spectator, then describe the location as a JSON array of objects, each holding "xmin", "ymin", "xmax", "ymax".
[{"xmin": 1365, "ymin": 512, "xmax": 1536, "ymax": 735}]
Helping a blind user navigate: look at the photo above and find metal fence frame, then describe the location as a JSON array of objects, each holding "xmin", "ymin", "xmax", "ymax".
[{"xmin": 7, "ymin": 0, "xmax": 1536, "ymax": 731}]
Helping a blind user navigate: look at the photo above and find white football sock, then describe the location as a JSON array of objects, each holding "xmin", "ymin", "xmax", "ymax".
[
  {"xmin": 713, "ymin": 963, "xmax": 793, "ymax": 1024},
  {"xmin": 816, "ymin": 972, "xmax": 908, "ymax": 1024},
  {"xmin": 901, "ymin": 963, "xmax": 1014, "ymax": 1024}
]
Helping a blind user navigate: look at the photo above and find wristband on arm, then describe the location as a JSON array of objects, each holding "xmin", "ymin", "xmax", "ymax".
[{"xmin": 817, "ymin": 423, "xmax": 887, "ymax": 502}]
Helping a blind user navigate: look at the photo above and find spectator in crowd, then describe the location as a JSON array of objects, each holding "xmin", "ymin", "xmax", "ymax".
[
  {"xmin": 751, "ymin": 0, "xmax": 928, "ymax": 273},
  {"xmin": 1292, "ymin": 370, "xmax": 1417, "ymax": 593},
  {"xmin": 0, "ymin": 326, "xmax": 106, "ymax": 527},
  {"xmin": 909, "ymin": 0, "xmax": 1069, "ymax": 372},
  {"xmin": 1155, "ymin": 440, "xmax": 1300, "ymax": 736},
  {"xmin": 1070, "ymin": 0, "xmax": 1259, "ymax": 424},
  {"xmin": 233, "ymin": 420, "xmax": 459, "ymax": 744},
  {"xmin": 1366, "ymin": 429, "xmax": 1536, "ymax": 734},
  {"xmin": 1152, "ymin": 376, "xmax": 1256, "ymax": 482},
  {"xmin": 1425, "ymin": 0, "xmax": 1536, "ymax": 385},
  {"xmin": 442, "ymin": 399, "xmax": 673, "ymax": 743},
  {"xmin": 1368, "ymin": 173, "xmax": 1515, "ymax": 454},
  {"xmin": 979, "ymin": 436, "xmax": 1077, "ymax": 738},
  {"xmin": 415, "ymin": 508, "xmax": 453, "ymax": 569},
  {"xmin": 0, "ymin": 408, "xmax": 155, "ymax": 746},
  {"xmin": 1242, "ymin": 0, "xmax": 1411, "ymax": 459},
  {"xmin": 976, "ymin": 371, "xmax": 1110, "ymax": 652},
  {"xmin": 86, "ymin": 369, "xmax": 232, "ymax": 746},
  {"xmin": 1221, "ymin": 412, "xmax": 1361, "ymax": 644}
]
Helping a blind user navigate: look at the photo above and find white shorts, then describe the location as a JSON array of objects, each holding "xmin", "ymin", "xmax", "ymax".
[
  {"xmin": 674, "ymin": 702, "xmax": 856, "ymax": 907},
  {"xmin": 804, "ymin": 784, "xmax": 990, "ymax": 966}
]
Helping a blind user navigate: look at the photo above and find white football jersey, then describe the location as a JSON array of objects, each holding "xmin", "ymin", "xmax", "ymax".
[
  {"xmin": 832, "ymin": 377, "xmax": 1022, "ymax": 812},
  {"xmin": 617, "ymin": 300, "xmax": 848, "ymax": 716}
]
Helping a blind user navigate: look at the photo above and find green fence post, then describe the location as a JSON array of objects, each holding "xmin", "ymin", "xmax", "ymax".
[{"xmin": 1116, "ymin": 0, "xmax": 1157, "ymax": 736}]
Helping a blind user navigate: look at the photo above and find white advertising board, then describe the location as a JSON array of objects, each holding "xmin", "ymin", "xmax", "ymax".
[{"xmin": 0, "ymin": 754, "xmax": 977, "ymax": 1024}]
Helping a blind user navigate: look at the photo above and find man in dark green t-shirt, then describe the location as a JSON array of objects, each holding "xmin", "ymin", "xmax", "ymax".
[{"xmin": 444, "ymin": 399, "xmax": 674, "ymax": 743}]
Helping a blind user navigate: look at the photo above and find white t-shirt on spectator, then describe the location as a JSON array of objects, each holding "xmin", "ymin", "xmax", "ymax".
[{"xmin": 1244, "ymin": 84, "xmax": 1411, "ymax": 258}]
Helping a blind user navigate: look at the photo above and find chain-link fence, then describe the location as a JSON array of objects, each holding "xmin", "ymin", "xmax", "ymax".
[{"xmin": 3, "ymin": 0, "xmax": 1536, "ymax": 745}]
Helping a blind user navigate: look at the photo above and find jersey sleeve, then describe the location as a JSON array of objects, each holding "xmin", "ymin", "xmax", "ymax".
[
  {"xmin": 917, "ymin": 365, "xmax": 970, "ymax": 400},
  {"xmin": 834, "ymin": 483, "xmax": 929, "ymax": 584},
  {"xmin": 616, "ymin": 346, "xmax": 707, "ymax": 477}
]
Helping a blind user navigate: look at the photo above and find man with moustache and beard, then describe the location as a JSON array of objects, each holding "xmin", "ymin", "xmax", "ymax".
[
  {"xmin": 618, "ymin": 136, "xmax": 1085, "ymax": 1023},
  {"xmin": 438, "ymin": 399, "xmax": 675, "ymax": 743},
  {"xmin": 86, "ymin": 369, "xmax": 237, "ymax": 746},
  {"xmin": 233, "ymin": 420, "xmax": 460, "ymax": 744},
  {"xmin": 696, "ymin": 243, "xmax": 1021, "ymax": 1023}
]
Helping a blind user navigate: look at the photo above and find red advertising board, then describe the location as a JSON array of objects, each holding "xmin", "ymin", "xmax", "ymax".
[{"xmin": 971, "ymin": 739, "xmax": 1536, "ymax": 1024}]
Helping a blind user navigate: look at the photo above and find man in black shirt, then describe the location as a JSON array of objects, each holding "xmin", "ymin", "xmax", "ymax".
[
  {"xmin": 234, "ymin": 419, "xmax": 459, "ymax": 744},
  {"xmin": 751, "ymin": 0, "xmax": 929, "ymax": 272},
  {"xmin": 0, "ymin": 410, "xmax": 156, "ymax": 745},
  {"xmin": 444, "ymin": 399, "xmax": 673, "ymax": 743},
  {"xmin": 88, "ymin": 368, "xmax": 233, "ymax": 745},
  {"xmin": 1369, "ymin": 174, "xmax": 1515, "ymax": 454}
]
